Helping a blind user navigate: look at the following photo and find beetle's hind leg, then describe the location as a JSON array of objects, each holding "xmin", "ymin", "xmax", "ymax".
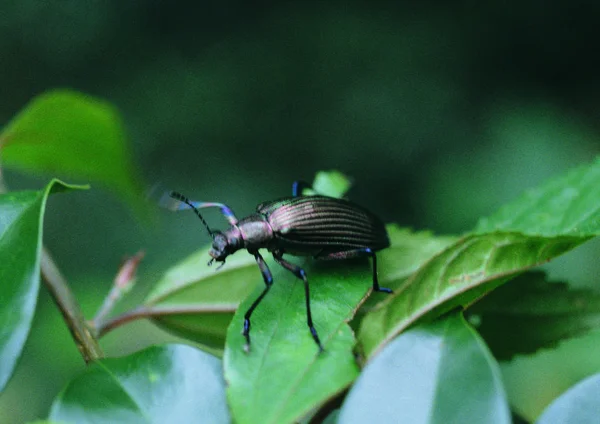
[
  {"xmin": 243, "ymin": 250, "xmax": 274, "ymax": 352},
  {"xmin": 315, "ymin": 248, "xmax": 393, "ymax": 294},
  {"xmin": 272, "ymin": 250, "xmax": 325, "ymax": 353},
  {"xmin": 292, "ymin": 181, "xmax": 312, "ymax": 197}
]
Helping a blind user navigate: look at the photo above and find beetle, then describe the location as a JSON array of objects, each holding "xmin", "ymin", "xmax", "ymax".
[{"xmin": 162, "ymin": 181, "xmax": 392, "ymax": 352}]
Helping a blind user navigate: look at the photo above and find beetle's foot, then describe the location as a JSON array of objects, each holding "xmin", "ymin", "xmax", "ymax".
[
  {"xmin": 375, "ymin": 286, "xmax": 393, "ymax": 294},
  {"xmin": 242, "ymin": 319, "xmax": 251, "ymax": 353},
  {"xmin": 310, "ymin": 326, "xmax": 325, "ymax": 353}
]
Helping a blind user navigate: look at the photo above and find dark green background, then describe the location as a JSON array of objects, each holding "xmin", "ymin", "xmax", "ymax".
[{"xmin": 1, "ymin": 1, "xmax": 599, "ymax": 422}]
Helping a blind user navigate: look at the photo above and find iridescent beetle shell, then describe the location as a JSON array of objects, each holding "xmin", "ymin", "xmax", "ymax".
[{"xmin": 257, "ymin": 195, "xmax": 390, "ymax": 254}]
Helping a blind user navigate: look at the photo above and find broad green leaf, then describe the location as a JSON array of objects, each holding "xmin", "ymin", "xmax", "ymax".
[
  {"xmin": 468, "ymin": 271, "xmax": 600, "ymax": 360},
  {"xmin": 536, "ymin": 373, "xmax": 600, "ymax": 424},
  {"xmin": 224, "ymin": 256, "xmax": 378, "ymax": 424},
  {"xmin": 476, "ymin": 157, "xmax": 600, "ymax": 236},
  {"xmin": 0, "ymin": 89, "xmax": 145, "ymax": 216},
  {"xmin": 359, "ymin": 157, "xmax": 600, "ymax": 358},
  {"xmin": 359, "ymin": 232, "xmax": 581, "ymax": 357},
  {"xmin": 144, "ymin": 247, "xmax": 261, "ymax": 350},
  {"xmin": 339, "ymin": 314, "xmax": 510, "ymax": 424},
  {"xmin": 0, "ymin": 180, "xmax": 86, "ymax": 392},
  {"xmin": 49, "ymin": 344, "xmax": 229, "ymax": 424}
]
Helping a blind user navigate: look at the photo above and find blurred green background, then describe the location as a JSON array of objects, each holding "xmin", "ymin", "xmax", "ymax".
[{"xmin": 1, "ymin": 1, "xmax": 600, "ymax": 422}]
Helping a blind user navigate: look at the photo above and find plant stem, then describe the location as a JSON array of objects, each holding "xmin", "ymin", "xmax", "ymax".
[
  {"xmin": 97, "ymin": 304, "xmax": 238, "ymax": 337},
  {"xmin": 41, "ymin": 247, "xmax": 104, "ymax": 362},
  {"xmin": 96, "ymin": 305, "xmax": 152, "ymax": 337},
  {"xmin": 92, "ymin": 251, "xmax": 145, "ymax": 332}
]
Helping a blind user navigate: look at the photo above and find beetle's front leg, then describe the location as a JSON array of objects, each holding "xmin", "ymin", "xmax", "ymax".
[
  {"xmin": 272, "ymin": 250, "xmax": 324, "ymax": 352},
  {"xmin": 243, "ymin": 250, "xmax": 273, "ymax": 353},
  {"xmin": 315, "ymin": 248, "xmax": 393, "ymax": 294}
]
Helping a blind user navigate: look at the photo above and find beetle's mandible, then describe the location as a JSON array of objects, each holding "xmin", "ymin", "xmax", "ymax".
[{"xmin": 162, "ymin": 181, "xmax": 392, "ymax": 352}]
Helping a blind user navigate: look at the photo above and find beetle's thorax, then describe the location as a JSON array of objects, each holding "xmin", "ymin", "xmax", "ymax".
[
  {"xmin": 234, "ymin": 213, "xmax": 274, "ymax": 250},
  {"xmin": 209, "ymin": 214, "xmax": 274, "ymax": 261}
]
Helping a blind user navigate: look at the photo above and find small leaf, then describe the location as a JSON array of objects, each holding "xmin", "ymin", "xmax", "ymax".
[
  {"xmin": 339, "ymin": 314, "xmax": 511, "ymax": 424},
  {"xmin": 0, "ymin": 180, "xmax": 87, "ymax": 392},
  {"xmin": 0, "ymin": 89, "xmax": 146, "ymax": 217},
  {"xmin": 536, "ymin": 373, "xmax": 600, "ymax": 424},
  {"xmin": 360, "ymin": 157, "xmax": 600, "ymax": 358},
  {"xmin": 49, "ymin": 344, "xmax": 229, "ymax": 424},
  {"xmin": 467, "ymin": 271, "xmax": 600, "ymax": 360},
  {"xmin": 224, "ymin": 256, "xmax": 378, "ymax": 424},
  {"xmin": 311, "ymin": 170, "xmax": 352, "ymax": 198}
]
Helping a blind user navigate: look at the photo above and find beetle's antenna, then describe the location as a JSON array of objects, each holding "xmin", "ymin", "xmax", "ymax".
[
  {"xmin": 168, "ymin": 191, "xmax": 214, "ymax": 238},
  {"xmin": 160, "ymin": 190, "xmax": 239, "ymax": 227}
]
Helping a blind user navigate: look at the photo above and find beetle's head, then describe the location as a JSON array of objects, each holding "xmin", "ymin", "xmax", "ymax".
[{"xmin": 208, "ymin": 231, "xmax": 231, "ymax": 263}]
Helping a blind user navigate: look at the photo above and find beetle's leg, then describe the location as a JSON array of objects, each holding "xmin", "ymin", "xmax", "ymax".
[
  {"xmin": 273, "ymin": 250, "xmax": 324, "ymax": 352},
  {"xmin": 292, "ymin": 181, "xmax": 312, "ymax": 197},
  {"xmin": 314, "ymin": 248, "xmax": 393, "ymax": 294},
  {"xmin": 243, "ymin": 250, "xmax": 274, "ymax": 353},
  {"xmin": 368, "ymin": 249, "xmax": 393, "ymax": 293}
]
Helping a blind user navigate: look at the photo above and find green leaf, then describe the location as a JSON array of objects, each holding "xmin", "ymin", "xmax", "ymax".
[
  {"xmin": 144, "ymin": 247, "xmax": 261, "ymax": 351},
  {"xmin": 311, "ymin": 170, "xmax": 352, "ymax": 197},
  {"xmin": 467, "ymin": 271, "xmax": 600, "ymax": 360},
  {"xmin": 339, "ymin": 313, "xmax": 510, "ymax": 424},
  {"xmin": 49, "ymin": 344, "xmax": 230, "ymax": 424},
  {"xmin": 359, "ymin": 232, "xmax": 581, "ymax": 357},
  {"xmin": 0, "ymin": 180, "xmax": 86, "ymax": 392},
  {"xmin": 0, "ymin": 89, "xmax": 146, "ymax": 217},
  {"xmin": 224, "ymin": 256, "xmax": 378, "ymax": 424},
  {"xmin": 536, "ymin": 373, "xmax": 600, "ymax": 424},
  {"xmin": 359, "ymin": 157, "xmax": 600, "ymax": 358},
  {"xmin": 476, "ymin": 157, "xmax": 600, "ymax": 236}
]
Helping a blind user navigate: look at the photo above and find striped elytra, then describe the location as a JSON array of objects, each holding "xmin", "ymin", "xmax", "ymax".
[{"xmin": 258, "ymin": 195, "xmax": 389, "ymax": 251}]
